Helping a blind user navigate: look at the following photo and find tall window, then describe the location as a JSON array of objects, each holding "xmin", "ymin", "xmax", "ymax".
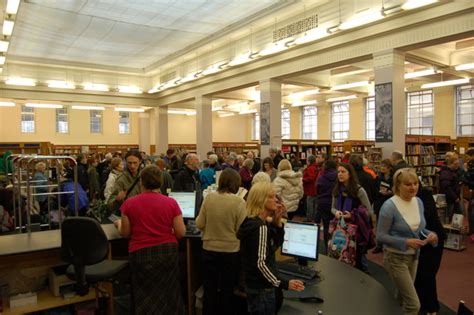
[
  {"xmin": 302, "ymin": 106, "xmax": 317, "ymax": 139},
  {"xmin": 366, "ymin": 97, "xmax": 375, "ymax": 140},
  {"xmin": 281, "ymin": 108, "xmax": 290, "ymax": 139},
  {"xmin": 56, "ymin": 108, "xmax": 69, "ymax": 133},
  {"xmin": 119, "ymin": 111, "xmax": 130, "ymax": 134},
  {"xmin": 253, "ymin": 113, "xmax": 260, "ymax": 140},
  {"xmin": 21, "ymin": 106, "xmax": 35, "ymax": 133},
  {"xmin": 456, "ymin": 85, "xmax": 474, "ymax": 136},
  {"xmin": 407, "ymin": 90, "xmax": 434, "ymax": 135},
  {"xmin": 90, "ymin": 110, "xmax": 102, "ymax": 133},
  {"xmin": 331, "ymin": 101, "xmax": 349, "ymax": 141}
]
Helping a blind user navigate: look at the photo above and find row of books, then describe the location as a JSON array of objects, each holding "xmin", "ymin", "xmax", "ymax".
[{"xmin": 406, "ymin": 144, "xmax": 436, "ymax": 155}]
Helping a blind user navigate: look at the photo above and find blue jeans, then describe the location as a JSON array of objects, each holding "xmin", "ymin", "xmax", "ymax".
[{"xmin": 246, "ymin": 288, "xmax": 276, "ymax": 315}]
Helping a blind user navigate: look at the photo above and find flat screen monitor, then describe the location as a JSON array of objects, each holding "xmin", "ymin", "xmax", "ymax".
[
  {"xmin": 168, "ymin": 191, "xmax": 196, "ymax": 219},
  {"xmin": 281, "ymin": 221, "xmax": 319, "ymax": 261}
]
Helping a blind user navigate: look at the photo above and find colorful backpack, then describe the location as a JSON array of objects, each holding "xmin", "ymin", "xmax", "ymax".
[{"xmin": 328, "ymin": 217, "xmax": 357, "ymax": 266}]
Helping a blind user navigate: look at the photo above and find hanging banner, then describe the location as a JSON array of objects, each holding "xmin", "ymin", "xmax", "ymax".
[
  {"xmin": 375, "ymin": 82, "xmax": 393, "ymax": 143},
  {"xmin": 260, "ymin": 102, "xmax": 270, "ymax": 145}
]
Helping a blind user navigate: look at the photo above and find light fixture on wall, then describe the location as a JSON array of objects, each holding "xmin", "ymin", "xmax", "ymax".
[
  {"xmin": 326, "ymin": 95, "xmax": 357, "ymax": 102},
  {"xmin": 0, "ymin": 101, "xmax": 15, "ymax": 107},
  {"xmin": 114, "ymin": 107, "xmax": 145, "ymax": 112},
  {"xmin": 259, "ymin": 40, "xmax": 288, "ymax": 56},
  {"xmin": 291, "ymin": 100, "xmax": 318, "ymax": 107},
  {"xmin": 118, "ymin": 86, "xmax": 142, "ymax": 94},
  {"xmin": 404, "ymin": 69, "xmax": 440, "ymax": 79},
  {"xmin": 339, "ymin": 9, "xmax": 385, "ymax": 30},
  {"xmin": 2, "ymin": 20, "xmax": 14, "ymax": 36},
  {"xmin": 25, "ymin": 103, "xmax": 63, "ymax": 109},
  {"xmin": 218, "ymin": 113, "xmax": 235, "ymax": 118},
  {"xmin": 0, "ymin": 56, "xmax": 6, "ymax": 65},
  {"xmin": 401, "ymin": 0, "xmax": 438, "ymax": 11},
  {"xmin": 0, "ymin": 41, "xmax": 10, "ymax": 52},
  {"xmin": 6, "ymin": 0, "xmax": 20, "ymax": 15},
  {"xmin": 84, "ymin": 83, "xmax": 109, "ymax": 92},
  {"xmin": 294, "ymin": 28, "xmax": 329, "ymax": 45},
  {"xmin": 5, "ymin": 77, "xmax": 36, "ymax": 86},
  {"xmin": 455, "ymin": 63, "xmax": 474, "ymax": 71},
  {"xmin": 331, "ymin": 81, "xmax": 370, "ymax": 90},
  {"xmin": 72, "ymin": 105, "xmax": 105, "ymax": 110},
  {"xmin": 421, "ymin": 78, "xmax": 470, "ymax": 89},
  {"xmin": 48, "ymin": 80, "xmax": 76, "ymax": 89}
]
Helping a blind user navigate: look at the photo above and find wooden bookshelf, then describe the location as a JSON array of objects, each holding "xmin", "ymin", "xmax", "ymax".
[
  {"xmin": 456, "ymin": 136, "xmax": 474, "ymax": 158},
  {"xmin": 0, "ymin": 142, "xmax": 52, "ymax": 155},
  {"xmin": 345, "ymin": 140, "xmax": 376, "ymax": 156},
  {"xmin": 212, "ymin": 142, "xmax": 260, "ymax": 155},
  {"xmin": 53, "ymin": 144, "xmax": 139, "ymax": 156},
  {"xmin": 330, "ymin": 142, "xmax": 345, "ymax": 159},
  {"xmin": 281, "ymin": 139, "xmax": 331, "ymax": 164}
]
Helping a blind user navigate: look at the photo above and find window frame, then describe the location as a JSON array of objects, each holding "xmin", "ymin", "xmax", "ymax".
[
  {"xmin": 281, "ymin": 108, "xmax": 290, "ymax": 139},
  {"xmin": 406, "ymin": 90, "xmax": 434, "ymax": 135},
  {"xmin": 21, "ymin": 105, "xmax": 35, "ymax": 133},
  {"xmin": 331, "ymin": 101, "xmax": 350, "ymax": 141},
  {"xmin": 365, "ymin": 97, "xmax": 375, "ymax": 140},
  {"xmin": 301, "ymin": 106, "xmax": 317, "ymax": 139},
  {"xmin": 90, "ymin": 110, "xmax": 103, "ymax": 134},
  {"xmin": 56, "ymin": 108, "xmax": 69, "ymax": 134},
  {"xmin": 456, "ymin": 85, "xmax": 474, "ymax": 136},
  {"xmin": 118, "ymin": 111, "xmax": 130, "ymax": 134}
]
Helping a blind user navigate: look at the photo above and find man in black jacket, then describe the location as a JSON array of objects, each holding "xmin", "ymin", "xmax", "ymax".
[
  {"xmin": 350, "ymin": 154, "xmax": 377, "ymax": 205},
  {"xmin": 173, "ymin": 153, "xmax": 203, "ymax": 207},
  {"xmin": 391, "ymin": 150, "xmax": 410, "ymax": 173}
]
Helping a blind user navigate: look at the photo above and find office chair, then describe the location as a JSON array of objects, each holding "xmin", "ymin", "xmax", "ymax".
[
  {"xmin": 60, "ymin": 217, "xmax": 128, "ymax": 297},
  {"xmin": 458, "ymin": 300, "xmax": 474, "ymax": 315}
]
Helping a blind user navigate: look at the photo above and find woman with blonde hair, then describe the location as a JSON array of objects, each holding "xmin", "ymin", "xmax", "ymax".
[
  {"xmin": 273, "ymin": 159, "xmax": 303, "ymax": 219},
  {"xmin": 104, "ymin": 157, "xmax": 124, "ymax": 203},
  {"xmin": 377, "ymin": 168, "xmax": 438, "ymax": 315},
  {"xmin": 238, "ymin": 182, "xmax": 304, "ymax": 315}
]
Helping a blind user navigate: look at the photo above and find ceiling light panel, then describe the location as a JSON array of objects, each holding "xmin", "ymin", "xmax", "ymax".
[
  {"xmin": 26, "ymin": 103, "xmax": 63, "ymax": 109},
  {"xmin": 455, "ymin": 63, "xmax": 474, "ymax": 71},
  {"xmin": 2, "ymin": 20, "xmax": 14, "ymax": 36},
  {"xmin": 71, "ymin": 105, "xmax": 105, "ymax": 110},
  {"xmin": 48, "ymin": 80, "xmax": 76, "ymax": 89},
  {"xmin": 0, "ymin": 101, "xmax": 15, "ymax": 107},
  {"xmin": 0, "ymin": 41, "xmax": 10, "ymax": 52},
  {"xmin": 84, "ymin": 83, "xmax": 109, "ymax": 92},
  {"xmin": 289, "ymin": 89, "xmax": 320, "ymax": 98},
  {"xmin": 5, "ymin": 78, "xmax": 36, "ymax": 86},
  {"xmin": 114, "ymin": 107, "xmax": 145, "ymax": 112},
  {"xmin": 326, "ymin": 95, "xmax": 358, "ymax": 102},
  {"xmin": 6, "ymin": 0, "xmax": 20, "ymax": 15},
  {"xmin": 339, "ymin": 9, "xmax": 385, "ymax": 30},
  {"xmin": 331, "ymin": 81, "xmax": 370, "ymax": 90},
  {"xmin": 118, "ymin": 86, "xmax": 142, "ymax": 94},
  {"xmin": 421, "ymin": 78, "xmax": 470, "ymax": 89},
  {"xmin": 404, "ymin": 69, "xmax": 439, "ymax": 79},
  {"xmin": 401, "ymin": 0, "xmax": 438, "ymax": 10}
]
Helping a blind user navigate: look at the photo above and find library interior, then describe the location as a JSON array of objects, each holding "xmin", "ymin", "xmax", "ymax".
[{"xmin": 0, "ymin": 1, "xmax": 473, "ymax": 315}]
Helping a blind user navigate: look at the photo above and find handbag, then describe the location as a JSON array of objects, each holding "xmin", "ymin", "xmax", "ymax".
[
  {"xmin": 328, "ymin": 217, "xmax": 357, "ymax": 266},
  {"xmin": 108, "ymin": 175, "xmax": 141, "ymax": 215}
]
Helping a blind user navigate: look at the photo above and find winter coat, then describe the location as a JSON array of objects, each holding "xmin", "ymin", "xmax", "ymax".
[
  {"xmin": 273, "ymin": 170, "xmax": 304, "ymax": 213},
  {"xmin": 439, "ymin": 166, "xmax": 461, "ymax": 203},
  {"xmin": 302, "ymin": 163, "xmax": 319, "ymax": 196},
  {"xmin": 316, "ymin": 169, "xmax": 338, "ymax": 209}
]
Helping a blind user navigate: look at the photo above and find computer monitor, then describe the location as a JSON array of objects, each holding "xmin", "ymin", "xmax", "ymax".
[
  {"xmin": 281, "ymin": 221, "xmax": 319, "ymax": 262},
  {"xmin": 168, "ymin": 191, "xmax": 196, "ymax": 219}
]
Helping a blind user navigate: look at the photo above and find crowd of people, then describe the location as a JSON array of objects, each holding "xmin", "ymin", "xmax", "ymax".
[{"xmin": 3, "ymin": 145, "xmax": 473, "ymax": 315}]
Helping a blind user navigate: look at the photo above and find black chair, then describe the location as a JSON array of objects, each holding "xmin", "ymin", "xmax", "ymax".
[
  {"xmin": 60, "ymin": 217, "xmax": 128, "ymax": 297},
  {"xmin": 458, "ymin": 300, "xmax": 474, "ymax": 315}
]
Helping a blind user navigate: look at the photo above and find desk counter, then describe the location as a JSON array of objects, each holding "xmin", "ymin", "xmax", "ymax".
[
  {"xmin": 280, "ymin": 255, "xmax": 402, "ymax": 314},
  {"xmin": 0, "ymin": 224, "xmax": 121, "ymax": 257}
]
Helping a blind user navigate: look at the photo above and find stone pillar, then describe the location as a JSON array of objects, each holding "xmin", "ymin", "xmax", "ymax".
[
  {"xmin": 259, "ymin": 79, "xmax": 282, "ymax": 159},
  {"xmin": 196, "ymin": 96, "xmax": 213, "ymax": 160},
  {"xmin": 373, "ymin": 49, "xmax": 406, "ymax": 158},
  {"xmin": 138, "ymin": 112, "xmax": 150, "ymax": 154},
  {"xmin": 154, "ymin": 106, "xmax": 168, "ymax": 155}
]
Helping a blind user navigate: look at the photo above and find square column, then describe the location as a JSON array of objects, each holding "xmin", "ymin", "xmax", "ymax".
[
  {"xmin": 196, "ymin": 96, "xmax": 213, "ymax": 159},
  {"xmin": 154, "ymin": 106, "xmax": 168, "ymax": 155},
  {"xmin": 138, "ymin": 112, "xmax": 151, "ymax": 154},
  {"xmin": 259, "ymin": 79, "xmax": 282, "ymax": 159},
  {"xmin": 373, "ymin": 49, "xmax": 406, "ymax": 158}
]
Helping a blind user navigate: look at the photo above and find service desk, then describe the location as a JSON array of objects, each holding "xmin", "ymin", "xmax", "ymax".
[
  {"xmin": 280, "ymin": 255, "xmax": 402, "ymax": 315},
  {"xmin": 0, "ymin": 225, "xmax": 123, "ymax": 315}
]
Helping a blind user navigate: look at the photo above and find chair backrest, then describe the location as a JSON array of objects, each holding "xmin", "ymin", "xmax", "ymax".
[
  {"xmin": 458, "ymin": 300, "xmax": 474, "ymax": 315},
  {"xmin": 60, "ymin": 217, "xmax": 109, "ymax": 266}
]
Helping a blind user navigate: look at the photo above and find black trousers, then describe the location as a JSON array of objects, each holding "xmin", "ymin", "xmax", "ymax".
[
  {"xmin": 202, "ymin": 249, "xmax": 240, "ymax": 315},
  {"xmin": 415, "ymin": 243, "xmax": 444, "ymax": 313}
]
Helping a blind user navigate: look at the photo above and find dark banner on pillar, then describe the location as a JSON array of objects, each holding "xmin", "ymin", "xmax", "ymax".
[
  {"xmin": 375, "ymin": 82, "xmax": 393, "ymax": 143},
  {"xmin": 260, "ymin": 102, "xmax": 270, "ymax": 145}
]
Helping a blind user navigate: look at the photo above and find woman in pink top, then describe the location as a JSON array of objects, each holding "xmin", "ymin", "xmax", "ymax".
[{"xmin": 115, "ymin": 165, "xmax": 186, "ymax": 315}]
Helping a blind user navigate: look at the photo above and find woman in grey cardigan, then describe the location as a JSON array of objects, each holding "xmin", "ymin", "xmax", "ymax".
[{"xmin": 377, "ymin": 168, "xmax": 438, "ymax": 315}]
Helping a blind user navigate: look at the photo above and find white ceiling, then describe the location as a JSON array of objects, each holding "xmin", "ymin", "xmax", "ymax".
[{"xmin": 9, "ymin": 0, "xmax": 280, "ymax": 69}]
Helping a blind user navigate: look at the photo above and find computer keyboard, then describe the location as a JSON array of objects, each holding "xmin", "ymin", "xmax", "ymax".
[{"xmin": 278, "ymin": 262, "xmax": 318, "ymax": 280}]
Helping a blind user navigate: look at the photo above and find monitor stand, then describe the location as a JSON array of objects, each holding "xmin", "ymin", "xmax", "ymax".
[
  {"xmin": 185, "ymin": 220, "xmax": 201, "ymax": 235},
  {"xmin": 278, "ymin": 258, "xmax": 319, "ymax": 280}
]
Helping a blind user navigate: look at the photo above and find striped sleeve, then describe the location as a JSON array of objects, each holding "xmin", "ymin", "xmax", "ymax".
[{"xmin": 257, "ymin": 225, "xmax": 281, "ymax": 288}]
